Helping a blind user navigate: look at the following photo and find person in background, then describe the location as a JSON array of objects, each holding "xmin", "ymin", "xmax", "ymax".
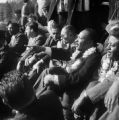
[
  {"xmin": 17, "ymin": 21, "xmax": 46, "ymax": 80},
  {"xmin": 27, "ymin": 14, "xmax": 48, "ymax": 35},
  {"xmin": 21, "ymin": 0, "xmax": 34, "ymax": 29},
  {"xmin": 25, "ymin": 21, "xmax": 45, "ymax": 50},
  {"xmin": 14, "ymin": 10, "xmax": 22, "ymax": 25},
  {"xmin": 8, "ymin": 22, "xmax": 28, "ymax": 55},
  {"xmin": 5, "ymin": 21, "xmax": 13, "ymax": 45},
  {"xmin": 43, "ymin": 20, "xmax": 60, "ymax": 47},
  {"xmin": 0, "ymin": 22, "xmax": 27, "ymax": 79},
  {"xmin": 48, "ymin": 0, "xmax": 73, "ymax": 29}
]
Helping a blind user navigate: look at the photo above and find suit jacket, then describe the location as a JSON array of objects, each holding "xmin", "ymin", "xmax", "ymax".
[
  {"xmin": 51, "ymin": 47, "xmax": 71, "ymax": 61},
  {"xmin": 58, "ymin": 47, "xmax": 101, "ymax": 92}
]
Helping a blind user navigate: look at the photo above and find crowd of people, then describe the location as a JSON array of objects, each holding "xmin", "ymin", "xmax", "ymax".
[{"xmin": 0, "ymin": 0, "xmax": 119, "ymax": 120}]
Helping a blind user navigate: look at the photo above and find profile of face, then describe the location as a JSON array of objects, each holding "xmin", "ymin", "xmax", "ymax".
[
  {"xmin": 61, "ymin": 28, "xmax": 74, "ymax": 44},
  {"xmin": 51, "ymin": 28, "xmax": 60, "ymax": 40},
  {"xmin": 107, "ymin": 36, "xmax": 119, "ymax": 58},
  {"xmin": 7, "ymin": 24, "xmax": 14, "ymax": 35},
  {"xmin": 77, "ymin": 30, "xmax": 92, "ymax": 51},
  {"xmin": 8, "ymin": 24, "xmax": 19, "ymax": 35}
]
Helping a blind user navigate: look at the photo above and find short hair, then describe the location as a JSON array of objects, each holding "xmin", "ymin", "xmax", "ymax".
[
  {"xmin": 47, "ymin": 20, "xmax": 60, "ymax": 32},
  {"xmin": 62, "ymin": 25, "xmax": 76, "ymax": 36},
  {"xmin": 0, "ymin": 70, "xmax": 33, "ymax": 109},
  {"xmin": 26, "ymin": 22, "xmax": 38, "ymax": 33}
]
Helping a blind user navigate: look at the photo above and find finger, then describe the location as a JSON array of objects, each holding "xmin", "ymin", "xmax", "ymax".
[
  {"xmin": 107, "ymin": 98, "xmax": 112, "ymax": 113},
  {"xmin": 104, "ymin": 96, "xmax": 108, "ymax": 107},
  {"xmin": 110, "ymin": 98, "xmax": 116, "ymax": 112},
  {"xmin": 109, "ymin": 100, "xmax": 113, "ymax": 113}
]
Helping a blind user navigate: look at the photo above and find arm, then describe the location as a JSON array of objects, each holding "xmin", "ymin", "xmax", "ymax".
[
  {"xmin": 51, "ymin": 47, "xmax": 71, "ymax": 61},
  {"xmin": 104, "ymin": 79, "xmax": 119, "ymax": 112}
]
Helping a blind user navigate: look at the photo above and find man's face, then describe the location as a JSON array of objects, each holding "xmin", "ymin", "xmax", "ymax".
[
  {"xmin": 107, "ymin": 36, "xmax": 119, "ymax": 58},
  {"xmin": 8, "ymin": 24, "xmax": 18, "ymax": 35},
  {"xmin": 51, "ymin": 28, "xmax": 60, "ymax": 40},
  {"xmin": 76, "ymin": 30, "xmax": 90, "ymax": 51},
  {"xmin": 61, "ymin": 28, "xmax": 73, "ymax": 44},
  {"xmin": 7, "ymin": 24, "xmax": 14, "ymax": 35}
]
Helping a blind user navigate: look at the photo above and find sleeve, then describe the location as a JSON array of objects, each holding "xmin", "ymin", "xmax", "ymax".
[
  {"xmin": 51, "ymin": 47, "xmax": 71, "ymax": 61},
  {"xmin": 36, "ymin": 52, "xmax": 51, "ymax": 64},
  {"xmin": 42, "ymin": 54, "xmax": 51, "ymax": 64}
]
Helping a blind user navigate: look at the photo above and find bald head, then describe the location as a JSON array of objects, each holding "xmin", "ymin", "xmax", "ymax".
[{"xmin": 77, "ymin": 28, "xmax": 97, "ymax": 51}]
